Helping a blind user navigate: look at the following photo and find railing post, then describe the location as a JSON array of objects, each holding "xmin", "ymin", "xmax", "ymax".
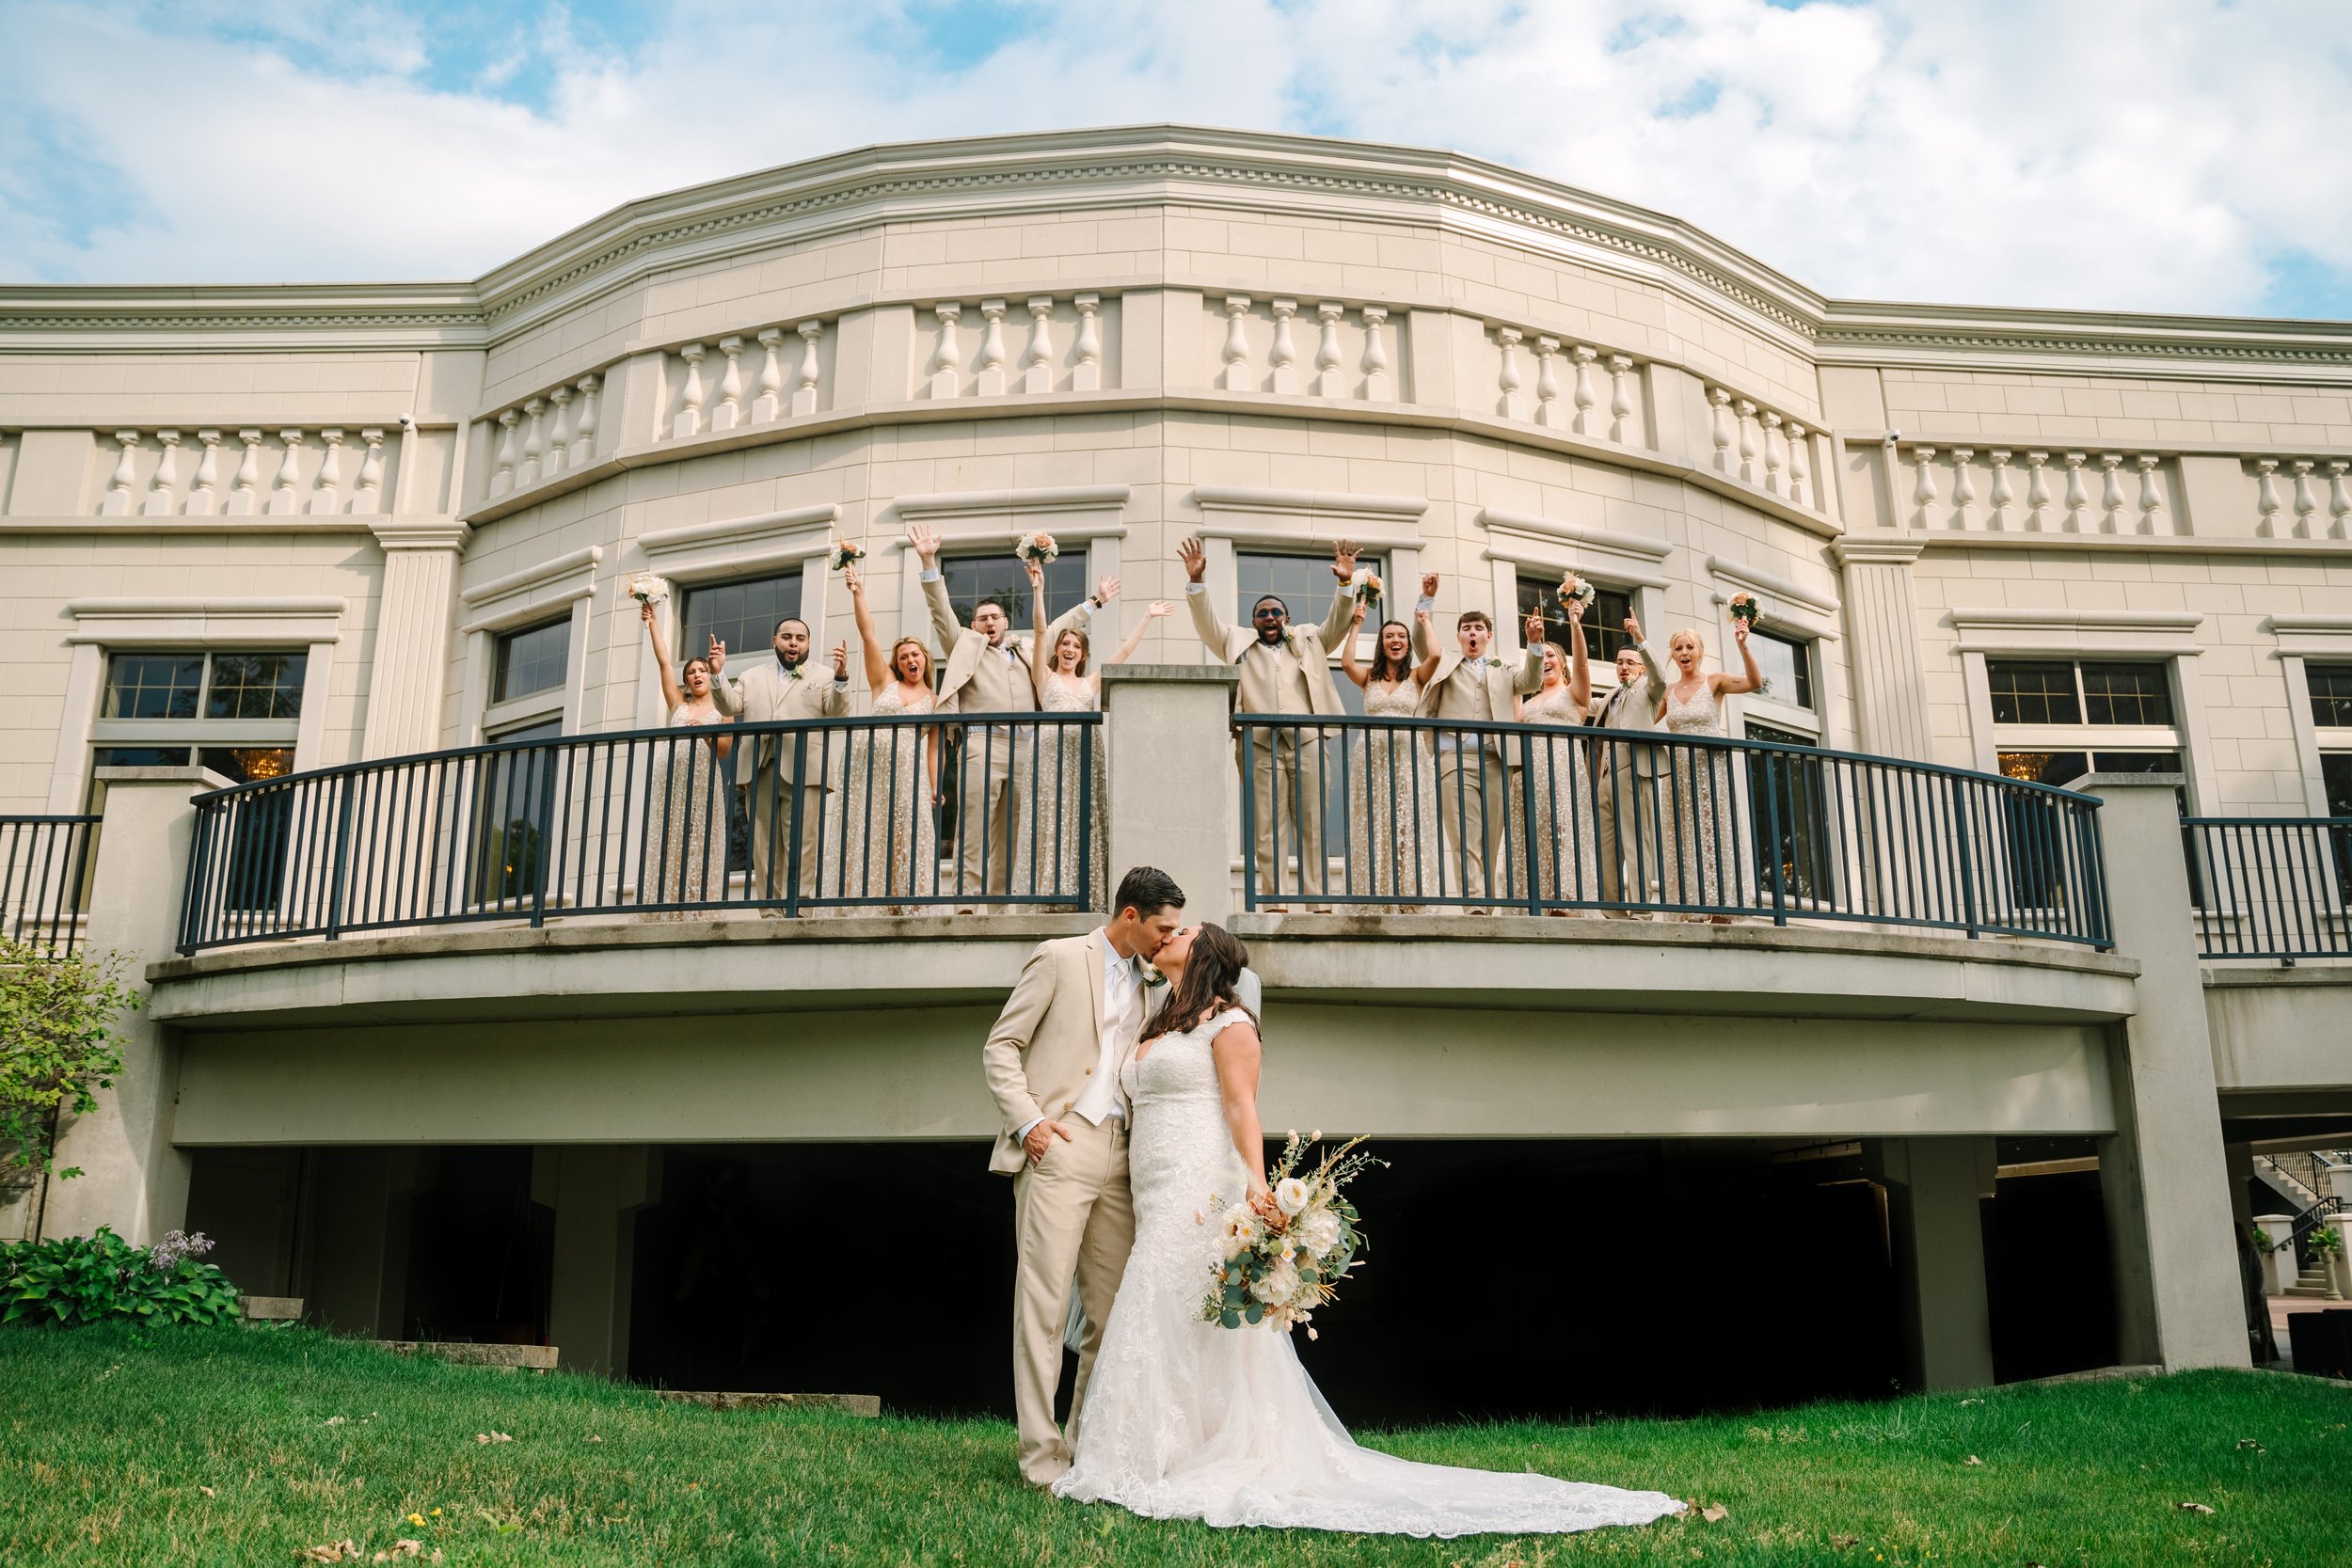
[
  {"xmin": 1948, "ymin": 773, "xmax": 1979, "ymax": 938},
  {"xmin": 529, "ymin": 743, "xmax": 558, "ymax": 928},
  {"xmin": 1517, "ymin": 726, "xmax": 1542, "ymax": 915},
  {"xmin": 784, "ymin": 731, "xmax": 809, "ymax": 919},
  {"xmin": 1761, "ymin": 745, "xmax": 1788, "ymax": 927},
  {"xmin": 324, "ymin": 771, "xmax": 357, "ymax": 941}
]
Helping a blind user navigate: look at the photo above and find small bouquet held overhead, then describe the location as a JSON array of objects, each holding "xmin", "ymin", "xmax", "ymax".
[
  {"xmin": 1558, "ymin": 571, "xmax": 1596, "ymax": 613},
  {"xmin": 627, "ymin": 575, "xmax": 669, "ymax": 609},
  {"xmin": 828, "ymin": 539, "xmax": 866, "ymax": 573},
  {"xmin": 1200, "ymin": 1132, "xmax": 1382, "ymax": 1339},
  {"xmin": 1728, "ymin": 591, "xmax": 1762, "ymax": 627},
  {"xmin": 1014, "ymin": 531, "xmax": 1059, "ymax": 566},
  {"xmin": 1353, "ymin": 570, "xmax": 1383, "ymax": 607}
]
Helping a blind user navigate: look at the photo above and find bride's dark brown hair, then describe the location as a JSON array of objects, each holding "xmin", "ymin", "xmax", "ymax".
[{"xmin": 1138, "ymin": 923, "xmax": 1257, "ymax": 1046}]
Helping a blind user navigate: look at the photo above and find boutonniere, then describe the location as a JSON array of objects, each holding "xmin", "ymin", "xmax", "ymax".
[
  {"xmin": 1141, "ymin": 962, "xmax": 1168, "ymax": 990},
  {"xmin": 785, "ymin": 663, "xmax": 803, "ymax": 680}
]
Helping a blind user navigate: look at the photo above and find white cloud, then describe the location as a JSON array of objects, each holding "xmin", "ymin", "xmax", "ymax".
[{"xmin": 1, "ymin": 0, "xmax": 2349, "ymax": 317}]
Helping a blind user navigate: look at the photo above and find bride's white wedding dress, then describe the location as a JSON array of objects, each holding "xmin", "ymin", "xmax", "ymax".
[{"xmin": 1053, "ymin": 1006, "xmax": 1685, "ymax": 1535}]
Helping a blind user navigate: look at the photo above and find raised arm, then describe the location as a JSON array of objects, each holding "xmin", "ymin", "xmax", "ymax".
[
  {"xmin": 1713, "ymin": 618, "xmax": 1765, "ymax": 698},
  {"xmin": 707, "ymin": 632, "xmax": 744, "ymax": 715},
  {"xmin": 1565, "ymin": 600, "xmax": 1592, "ymax": 712},
  {"xmin": 846, "ymin": 565, "xmax": 890, "ymax": 692},
  {"xmin": 1624, "ymin": 612, "xmax": 1670, "ymax": 705},
  {"xmin": 642, "ymin": 601, "xmax": 682, "ymax": 715},
  {"xmin": 910, "ymin": 523, "xmax": 961, "ymax": 648},
  {"xmin": 1107, "ymin": 599, "xmax": 1172, "ymax": 669},
  {"xmin": 1025, "ymin": 560, "xmax": 1052, "ymax": 703},
  {"xmin": 1337, "ymin": 598, "xmax": 1371, "ymax": 689},
  {"xmin": 1410, "ymin": 572, "xmax": 1438, "ymax": 661},
  {"xmin": 1513, "ymin": 611, "xmax": 1547, "ymax": 695},
  {"xmin": 1410, "ymin": 610, "xmax": 1442, "ymax": 686},
  {"xmin": 1211, "ymin": 1015, "xmax": 1272, "ymax": 1207},
  {"xmin": 1179, "ymin": 534, "xmax": 1240, "ymax": 657}
]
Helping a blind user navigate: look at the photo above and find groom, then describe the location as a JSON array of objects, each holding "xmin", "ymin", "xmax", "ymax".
[{"xmin": 982, "ymin": 865, "xmax": 1186, "ymax": 1486}]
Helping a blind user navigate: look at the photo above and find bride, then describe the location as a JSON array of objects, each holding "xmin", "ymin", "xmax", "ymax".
[{"xmin": 1053, "ymin": 923, "xmax": 1686, "ymax": 1536}]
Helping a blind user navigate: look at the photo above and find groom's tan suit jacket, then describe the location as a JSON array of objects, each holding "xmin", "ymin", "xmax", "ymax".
[{"xmin": 981, "ymin": 930, "xmax": 1134, "ymax": 1176}]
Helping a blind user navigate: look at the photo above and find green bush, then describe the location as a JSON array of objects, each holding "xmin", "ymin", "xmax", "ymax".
[{"xmin": 1, "ymin": 1226, "xmax": 241, "ymax": 1327}]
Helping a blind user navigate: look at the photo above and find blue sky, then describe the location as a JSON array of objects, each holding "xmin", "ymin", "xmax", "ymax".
[{"xmin": 3, "ymin": 0, "xmax": 2351, "ymax": 320}]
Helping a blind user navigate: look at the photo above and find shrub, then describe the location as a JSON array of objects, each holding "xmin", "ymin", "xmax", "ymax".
[
  {"xmin": 1, "ymin": 939, "xmax": 137, "ymax": 1185},
  {"xmin": 1, "ymin": 1227, "xmax": 241, "ymax": 1327}
]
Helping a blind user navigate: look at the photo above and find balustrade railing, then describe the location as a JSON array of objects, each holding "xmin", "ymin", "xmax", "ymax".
[
  {"xmin": 177, "ymin": 714, "xmax": 1100, "ymax": 952},
  {"xmin": 1232, "ymin": 716, "xmax": 2111, "ymax": 943},
  {"xmin": 96, "ymin": 426, "xmax": 396, "ymax": 517},
  {"xmin": 1, "ymin": 815, "xmax": 98, "ymax": 953},
  {"xmin": 2185, "ymin": 816, "xmax": 2352, "ymax": 959}
]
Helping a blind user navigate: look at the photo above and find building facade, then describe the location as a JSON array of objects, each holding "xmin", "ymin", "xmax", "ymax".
[{"xmin": 2, "ymin": 126, "xmax": 2346, "ymax": 1416}]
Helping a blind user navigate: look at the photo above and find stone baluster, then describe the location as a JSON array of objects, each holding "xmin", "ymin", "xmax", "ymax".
[
  {"xmin": 1912, "ymin": 445, "xmax": 1939, "ymax": 527},
  {"xmin": 490, "ymin": 408, "xmax": 519, "ymax": 496},
  {"xmin": 2292, "ymin": 459, "xmax": 2319, "ymax": 538},
  {"xmin": 1737, "ymin": 401, "xmax": 1759, "ymax": 483},
  {"xmin": 1575, "ymin": 348, "xmax": 1602, "ymax": 436},
  {"xmin": 1220, "ymin": 296, "xmax": 1253, "ymax": 391},
  {"xmin": 227, "ymin": 430, "xmax": 264, "ymax": 515},
  {"xmin": 2329, "ymin": 461, "xmax": 2351, "ymax": 539},
  {"xmin": 2063, "ymin": 452, "xmax": 2089, "ymax": 531},
  {"xmin": 1534, "ymin": 338, "xmax": 1565, "ymax": 429},
  {"xmin": 673, "ymin": 343, "xmax": 708, "ymax": 436},
  {"xmin": 1023, "ymin": 297, "xmax": 1057, "ymax": 394},
  {"xmin": 516, "ymin": 398, "xmax": 545, "ymax": 487},
  {"xmin": 1496, "ymin": 327, "xmax": 1527, "ymax": 420},
  {"xmin": 308, "ymin": 428, "xmax": 344, "ymax": 515},
  {"xmin": 793, "ymin": 322, "xmax": 823, "ymax": 415},
  {"xmin": 976, "ymin": 301, "xmax": 1009, "ymax": 396},
  {"xmin": 100, "ymin": 430, "xmax": 139, "ymax": 516},
  {"xmin": 1269, "ymin": 299, "xmax": 1300, "ymax": 395},
  {"xmin": 2098, "ymin": 454, "xmax": 2125, "ymax": 532},
  {"xmin": 1708, "ymin": 388, "xmax": 1733, "ymax": 469},
  {"xmin": 1072, "ymin": 295, "xmax": 1103, "ymax": 391},
  {"xmin": 711, "ymin": 336, "xmax": 745, "ymax": 432},
  {"xmin": 354, "ymin": 428, "xmax": 386, "ymax": 515},
  {"xmin": 753, "ymin": 327, "xmax": 787, "ymax": 422},
  {"xmin": 1949, "ymin": 448, "xmax": 1976, "ymax": 529},
  {"xmin": 1313, "ymin": 303, "xmax": 1345, "ymax": 397},
  {"xmin": 570, "ymin": 375, "xmax": 600, "ymax": 466},
  {"xmin": 926, "ymin": 306, "xmax": 963, "ymax": 398},
  {"xmin": 1987, "ymin": 450, "xmax": 2014, "ymax": 531},
  {"xmin": 267, "ymin": 431, "xmax": 305, "ymax": 515},
  {"xmin": 1360, "ymin": 307, "xmax": 1391, "ymax": 401},
  {"xmin": 1787, "ymin": 423, "xmax": 1811, "ymax": 507},
  {"xmin": 186, "ymin": 430, "xmax": 222, "ymax": 516},
  {"xmin": 1762, "ymin": 412, "xmax": 1786, "ymax": 494},
  {"xmin": 1608, "ymin": 356, "xmax": 1635, "ymax": 443},
  {"xmin": 142, "ymin": 430, "xmax": 181, "ymax": 515},
  {"xmin": 2025, "ymin": 451, "xmax": 2051, "ymax": 531},
  {"xmin": 2134, "ymin": 455, "xmax": 2163, "ymax": 534},
  {"xmin": 544, "ymin": 387, "xmax": 572, "ymax": 477},
  {"xmin": 2254, "ymin": 458, "xmax": 2281, "ymax": 536}
]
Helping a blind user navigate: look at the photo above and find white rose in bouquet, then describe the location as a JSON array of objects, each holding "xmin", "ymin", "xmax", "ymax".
[
  {"xmin": 1296, "ymin": 1209, "xmax": 1343, "ymax": 1256},
  {"xmin": 1253, "ymin": 1257, "xmax": 1301, "ymax": 1305},
  {"xmin": 1219, "ymin": 1206, "xmax": 1262, "ymax": 1259},
  {"xmin": 1274, "ymin": 1177, "xmax": 1311, "ymax": 1217}
]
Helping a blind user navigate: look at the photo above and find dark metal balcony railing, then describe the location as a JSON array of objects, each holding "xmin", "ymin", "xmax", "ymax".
[
  {"xmin": 1233, "ymin": 716, "xmax": 2112, "ymax": 945},
  {"xmin": 0, "ymin": 815, "xmax": 99, "ymax": 954},
  {"xmin": 2185, "ymin": 816, "xmax": 2352, "ymax": 960},
  {"xmin": 178, "ymin": 715, "xmax": 1099, "ymax": 953}
]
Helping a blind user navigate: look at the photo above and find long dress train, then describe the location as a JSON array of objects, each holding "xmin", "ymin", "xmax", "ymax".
[
  {"xmin": 830, "ymin": 684, "xmax": 938, "ymax": 913},
  {"xmin": 644, "ymin": 705, "xmax": 727, "ymax": 918},
  {"xmin": 1348, "ymin": 680, "xmax": 1439, "ymax": 909},
  {"xmin": 1010, "ymin": 672, "xmax": 1106, "ymax": 911},
  {"xmin": 1055, "ymin": 1006, "xmax": 1686, "ymax": 1535}
]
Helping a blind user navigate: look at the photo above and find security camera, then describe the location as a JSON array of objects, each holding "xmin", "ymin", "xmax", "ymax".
[
  {"xmin": 398, "ymin": 413, "xmax": 416, "ymax": 431},
  {"xmin": 1883, "ymin": 429, "xmax": 1900, "ymax": 445}
]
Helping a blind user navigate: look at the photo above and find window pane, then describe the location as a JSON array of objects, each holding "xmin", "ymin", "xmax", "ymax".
[
  {"xmin": 1748, "ymin": 629, "xmax": 1815, "ymax": 710},
  {"xmin": 1742, "ymin": 721, "xmax": 1831, "ymax": 901},
  {"xmin": 1237, "ymin": 553, "xmax": 1362, "ymax": 626},
  {"xmin": 1515, "ymin": 578, "xmax": 1634, "ymax": 666},
  {"xmin": 472, "ymin": 720, "xmax": 564, "ymax": 905},
  {"xmin": 493, "ymin": 618, "xmax": 571, "ymax": 704},
  {"xmin": 1987, "ymin": 661, "xmax": 2081, "ymax": 725},
  {"xmin": 103, "ymin": 653, "xmax": 203, "ymax": 720},
  {"xmin": 2079, "ymin": 663, "xmax": 2173, "ymax": 726},
  {"xmin": 195, "ymin": 746, "xmax": 297, "ymax": 784},
  {"xmin": 2309, "ymin": 665, "xmax": 2352, "ymax": 728},
  {"xmin": 2322, "ymin": 752, "xmax": 2352, "ymax": 817},
  {"xmin": 1998, "ymin": 751, "xmax": 2090, "ymax": 788},
  {"xmin": 942, "ymin": 555, "xmax": 1085, "ymax": 630},
  {"xmin": 681, "ymin": 572, "xmax": 802, "ymax": 668},
  {"xmin": 204, "ymin": 651, "xmax": 308, "ymax": 720},
  {"xmin": 91, "ymin": 744, "xmax": 193, "ymax": 769}
]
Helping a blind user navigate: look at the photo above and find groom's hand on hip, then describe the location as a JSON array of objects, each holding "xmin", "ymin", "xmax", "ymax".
[{"xmin": 1025, "ymin": 1119, "xmax": 1074, "ymax": 1164}]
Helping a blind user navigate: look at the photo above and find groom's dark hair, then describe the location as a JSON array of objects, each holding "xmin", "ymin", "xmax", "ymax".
[{"xmin": 1115, "ymin": 865, "xmax": 1185, "ymax": 918}]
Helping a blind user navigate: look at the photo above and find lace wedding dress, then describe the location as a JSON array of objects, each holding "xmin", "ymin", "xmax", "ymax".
[
  {"xmin": 1661, "ymin": 683, "xmax": 1732, "ymax": 911},
  {"xmin": 1009, "ymin": 672, "xmax": 1106, "ymax": 910},
  {"xmin": 1054, "ymin": 1006, "xmax": 1685, "ymax": 1536},
  {"xmin": 1347, "ymin": 680, "xmax": 1439, "ymax": 910},
  {"xmin": 1520, "ymin": 683, "xmax": 1600, "ymax": 907},
  {"xmin": 831, "ymin": 683, "xmax": 937, "ymax": 912},
  {"xmin": 644, "ymin": 705, "xmax": 727, "ymax": 919}
]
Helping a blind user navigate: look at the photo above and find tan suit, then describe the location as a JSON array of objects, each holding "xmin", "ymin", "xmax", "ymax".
[
  {"xmin": 926, "ymin": 573, "xmax": 1091, "ymax": 901},
  {"xmin": 1187, "ymin": 583, "xmax": 1355, "ymax": 902},
  {"xmin": 709, "ymin": 656, "xmax": 850, "ymax": 903},
  {"xmin": 982, "ymin": 930, "xmax": 1143, "ymax": 1484},
  {"xmin": 1591, "ymin": 641, "xmax": 1670, "ymax": 904},
  {"xmin": 1411, "ymin": 619, "xmax": 1543, "ymax": 902}
]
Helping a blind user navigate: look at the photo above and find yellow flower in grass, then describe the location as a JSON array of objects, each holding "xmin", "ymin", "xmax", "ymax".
[{"xmin": 406, "ymin": 1513, "xmax": 426, "ymax": 1528}]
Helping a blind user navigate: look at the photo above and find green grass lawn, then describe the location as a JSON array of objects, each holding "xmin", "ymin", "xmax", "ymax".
[{"xmin": 2, "ymin": 1325, "xmax": 2346, "ymax": 1566}]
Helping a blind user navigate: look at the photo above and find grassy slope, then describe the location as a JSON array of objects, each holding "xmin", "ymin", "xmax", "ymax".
[{"xmin": 1, "ymin": 1325, "xmax": 2346, "ymax": 1566}]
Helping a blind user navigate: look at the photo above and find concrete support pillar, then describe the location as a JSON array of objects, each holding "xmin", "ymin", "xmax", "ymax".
[
  {"xmin": 39, "ymin": 767, "xmax": 223, "ymax": 1244},
  {"xmin": 540, "ymin": 1145, "xmax": 660, "ymax": 1378},
  {"xmin": 305, "ymin": 1147, "xmax": 424, "ymax": 1337},
  {"xmin": 360, "ymin": 520, "xmax": 469, "ymax": 758},
  {"xmin": 1103, "ymin": 664, "xmax": 1241, "ymax": 925},
  {"xmin": 1878, "ymin": 1136, "xmax": 1998, "ymax": 1390},
  {"xmin": 2083, "ymin": 773, "xmax": 2249, "ymax": 1370},
  {"xmin": 1830, "ymin": 537, "xmax": 1931, "ymax": 761}
]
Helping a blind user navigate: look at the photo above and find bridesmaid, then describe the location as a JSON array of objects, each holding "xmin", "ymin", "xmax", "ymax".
[
  {"xmin": 1659, "ymin": 620, "xmax": 1762, "ymax": 922},
  {"xmin": 638, "ymin": 599, "xmax": 734, "ymax": 917},
  {"xmin": 839, "ymin": 563, "xmax": 940, "ymax": 913},
  {"xmin": 1338, "ymin": 601, "xmax": 1442, "ymax": 911},
  {"xmin": 1016, "ymin": 559, "xmax": 1168, "ymax": 909},
  {"xmin": 1518, "ymin": 601, "xmax": 1599, "ymax": 915}
]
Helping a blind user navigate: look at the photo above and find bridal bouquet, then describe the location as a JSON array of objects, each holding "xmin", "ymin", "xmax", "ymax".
[
  {"xmin": 1728, "ymin": 591, "xmax": 1762, "ymax": 626},
  {"xmin": 827, "ymin": 539, "xmax": 865, "ymax": 572},
  {"xmin": 1014, "ymin": 530, "xmax": 1059, "ymax": 565},
  {"xmin": 628, "ymin": 575, "xmax": 669, "ymax": 609},
  {"xmin": 1557, "ymin": 571, "xmax": 1596, "ymax": 612},
  {"xmin": 1352, "ymin": 570, "xmax": 1383, "ymax": 607},
  {"xmin": 1200, "ymin": 1132, "xmax": 1381, "ymax": 1338}
]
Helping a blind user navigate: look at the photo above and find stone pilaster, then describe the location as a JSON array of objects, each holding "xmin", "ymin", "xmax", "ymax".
[
  {"xmin": 361, "ymin": 519, "xmax": 469, "ymax": 759},
  {"xmin": 1103, "ymin": 664, "xmax": 1241, "ymax": 924},
  {"xmin": 1833, "ymin": 535, "xmax": 1931, "ymax": 761}
]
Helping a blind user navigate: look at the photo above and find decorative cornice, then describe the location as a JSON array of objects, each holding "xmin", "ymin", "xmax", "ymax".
[
  {"xmin": 637, "ymin": 505, "xmax": 842, "ymax": 560},
  {"xmin": 891, "ymin": 485, "xmax": 1131, "ymax": 524},
  {"xmin": 1947, "ymin": 607, "xmax": 2204, "ymax": 633},
  {"xmin": 1704, "ymin": 554, "xmax": 1838, "ymax": 615},
  {"xmin": 1476, "ymin": 507, "xmax": 1674, "ymax": 562},
  {"xmin": 1832, "ymin": 536, "xmax": 1929, "ymax": 566},
  {"xmin": 1190, "ymin": 485, "xmax": 1429, "ymax": 526},
  {"xmin": 457, "ymin": 545, "xmax": 603, "ymax": 608}
]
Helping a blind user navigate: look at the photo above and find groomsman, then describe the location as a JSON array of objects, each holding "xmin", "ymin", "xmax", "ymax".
[
  {"xmin": 1178, "ymin": 536, "xmax": 1359, "ymax": 909},
  {"xmin": 1411, "ymin": 575, "xmax": 1544, "ymax": 909},
  {"xmin": 1590, "ymin": 612, "xmax": 1671, "ymax": 913},
  {"xmin": 910, "ymin": 525, "xmax": 1101, "ymax": 910},
  {"xmin": 707, "ymin": 617, "xmax": 850, "ymax": 908}
]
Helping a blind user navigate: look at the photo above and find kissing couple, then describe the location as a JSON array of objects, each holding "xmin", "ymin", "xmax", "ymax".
[{"xmin": 979, "ymin": 866, "xmax": 1684, "ymax": 1536}]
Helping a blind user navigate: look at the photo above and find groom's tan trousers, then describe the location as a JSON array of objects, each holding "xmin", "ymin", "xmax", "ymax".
[{"xmin": 1010, "ymin": 1117, "xmax": 1134, "ymax": 1485}]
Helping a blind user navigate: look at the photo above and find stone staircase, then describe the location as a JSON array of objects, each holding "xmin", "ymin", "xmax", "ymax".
[{"xmin": 2283, "ymin": 1255, "xmax": 2344, "ymax": 1299}]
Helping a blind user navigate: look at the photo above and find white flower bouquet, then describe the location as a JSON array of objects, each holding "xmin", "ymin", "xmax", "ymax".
[
  {"xmin": 1558, "ymin": 571, "xmax": 1596, "ymax": 612},
  {"xmin": 1014, "ymin": 530, "xmax": 1059, "ymax": 565},
  {"xmin": 828, "ymin": 539, "xmax": 866, "ymax": 572},
  {"xmin": 1353, "ymin": 570, "xmax": 1383, "ymax": 607},
  {"xmin": 628, "ymin": 575, "xmax": 669, "ymax": 609},
  {"xmin": 1728, "ymin": 591, "xmax": 1762, "ymax": 626},
  {"xmin": 1200, "ymin": 1132, "xmax": 1381, "ymax": 1338}
]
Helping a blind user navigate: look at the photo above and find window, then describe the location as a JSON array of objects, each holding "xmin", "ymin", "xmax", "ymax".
[
  {"xmin": 1238, "ymin": 552, "xmax": 1371, "ymax": 628},
  {"xmin": 2328, "ymin": 753, "xmax": 2352, "ymax": 817},
  {"xmin": 1747, "ymin": 627, "xmax": 1816, "ymax": 711},
  {"xmin": 943, "ymin": 554, "xmax": 1086, "ymax": 631},
  {"xmin": 681, "ymin": 571, "xmax": 801, "ymax": 665},
  {"xmin": 1987, "ymin": 660, "xmax": 2172, "ymax": 727},
  {"xmin": 103, "ymin": 650, "xmax": 307, "ymax": 722},
  {"xmin": 492, "ymin": 619, "xmax": 570, "ymax": 705},
  {"xmin": 102, "ymin": 654, "xmax": 202, "ymax": 719},
  {"xmin": 1515, "ymin": 577, "xmax": 1635, "ymax": 667},
  {"xmin": 1744, "ymin": 720, "xmax": 1832, "ymax": 901},
  {"xmin": 204, "ymin": 653, "xmax": 307, "ymax": 720},
  {"xmin": 471, "ymin": 718, "xmax": 564, "ymax": 906},
  {"xmin": 2309, "ymin": 665, "xmax": 2352, "ymax": 729}
]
